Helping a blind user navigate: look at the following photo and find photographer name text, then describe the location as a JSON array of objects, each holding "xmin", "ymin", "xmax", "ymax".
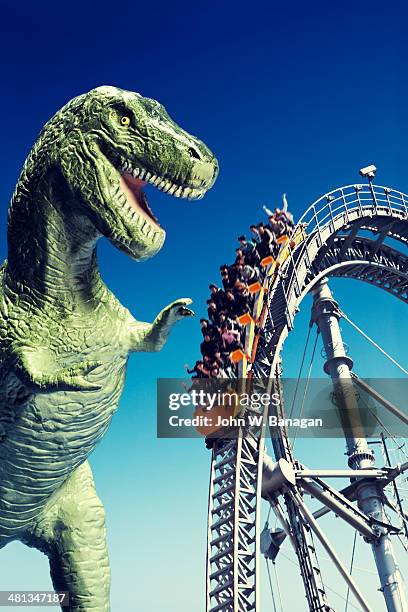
[{"xmin": 168, "ymin": 414, "xmax": 323, "ymax": 429}]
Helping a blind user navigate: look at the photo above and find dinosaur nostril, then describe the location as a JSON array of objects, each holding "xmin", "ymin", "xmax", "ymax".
[{"xmin": 188, "ymin": 147, "xmax": 201, "ymax": 160}]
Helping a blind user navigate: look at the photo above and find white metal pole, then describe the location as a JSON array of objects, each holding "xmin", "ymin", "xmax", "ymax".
[
  {"xmin": 290, "ymin": 489, "xmax": 374, "ymax": 612},
  {"xmin": 311, "ymin": 278, "xmax": 407, "ymax": 612}
]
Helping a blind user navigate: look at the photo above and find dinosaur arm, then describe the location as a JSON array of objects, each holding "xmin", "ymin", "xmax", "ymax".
[
  {"xmin": 129, "ymin": 298, "xmax": 194, "ymax": 353},
  {"xmin": 11, "ymin": 344, "xmax": 102, "ymax": 391}
]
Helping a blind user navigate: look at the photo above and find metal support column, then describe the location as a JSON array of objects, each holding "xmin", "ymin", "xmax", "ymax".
[{"xmin": 311, "ymin": 278, "xmax": 407, "ymax": 612}]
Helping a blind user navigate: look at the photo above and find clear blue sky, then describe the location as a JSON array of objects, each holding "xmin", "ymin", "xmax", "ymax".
[{"xmin": 1, "ymin": 1, "xmax": 407, "ymax": 610}]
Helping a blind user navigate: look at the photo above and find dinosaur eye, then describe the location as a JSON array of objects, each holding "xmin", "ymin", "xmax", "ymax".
[{"xmin": 121, "ymin": 116, "xmax": 131, "ymax": 126}]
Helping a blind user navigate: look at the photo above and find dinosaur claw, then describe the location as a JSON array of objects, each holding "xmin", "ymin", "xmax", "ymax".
[
  {"xmin": 64, "ymin": 361, "xmax": 103, "ymax": 391},
  {"xmin": 67, "ymin": 377, "xmax": 102, "ymax": 392}
]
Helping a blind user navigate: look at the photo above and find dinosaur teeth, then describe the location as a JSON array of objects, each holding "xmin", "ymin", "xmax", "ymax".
[{"xmin": 119, "ymin": 159, "xmax": 207, "ymax": 216}]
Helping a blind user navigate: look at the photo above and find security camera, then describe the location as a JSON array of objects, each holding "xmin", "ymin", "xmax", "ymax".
[{"xmin": 359, "ymin": 164, "xmax": 377, "ymax": 179}]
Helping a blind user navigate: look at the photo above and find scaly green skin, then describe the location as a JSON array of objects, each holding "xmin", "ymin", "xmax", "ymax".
[{"xmin": 0, "ymin": 86, "xmax": 218, "ymax": 611}]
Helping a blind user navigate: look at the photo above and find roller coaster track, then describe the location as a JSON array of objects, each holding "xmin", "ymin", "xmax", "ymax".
[{"xmin": 206, "ymin": 183, "xmax": 408, "ymax": 612}]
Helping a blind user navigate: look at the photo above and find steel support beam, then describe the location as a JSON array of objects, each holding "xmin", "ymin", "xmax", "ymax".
[
  {"xmin": 311, "ymin": 278, "xmax": 408, "ymax": 612},
  {"xmin": 351, "ymin": 373, "xmax": 408, "ymax": 427},
  {"xmin": 289, "ymin": 489, "xmax": 374, "ymax": 612},
  {"xmin": 297, "ymin": 468, "xmax": 387, "ymax": 478},
  {"xmin": 300, "ymin": 478, "xmax": 377, "ymax": 540}
]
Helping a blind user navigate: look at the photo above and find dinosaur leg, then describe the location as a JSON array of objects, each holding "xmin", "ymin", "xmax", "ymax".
[{"xmin": 23, "ymin": 461, "xmax": 111, "ymax": 612}]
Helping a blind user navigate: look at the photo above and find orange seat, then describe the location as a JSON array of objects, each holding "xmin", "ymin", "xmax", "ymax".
[
  {"xmin": 248, "ymin": 281, "xmax": 262, "ymax": 294},
  {"xmin": 194, "ymin": 405, "xmax": 234, "ymax": 437},
  {"xmin": 230, "ymin": 348, "xmax": 245, "ymax": 363},
  {"xmin": 261, "ymin": 255, "xmax": 274, "ymax": 267},
  {"xmin": 277, "ymin": 235, "xmax": 288, "ymax": 244},
  {"xmin": 237, "ymin": 312, "xmax": 252, "ymax": 326}
]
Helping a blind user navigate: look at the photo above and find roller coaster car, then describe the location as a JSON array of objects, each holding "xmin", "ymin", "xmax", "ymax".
[
  {"xmin": 275, "ymin": 225, "xmax": 307, "ymax": 266},
  {"xmin": 259, "ymin": 227, "xmax": 306, "ymax": 271},
  {"xmin": 230, "ymin": 348, "xmax": 246, "ymax": 363},
  {"xmin": 195, "ymin": 384, "xmax": 244, "ymax": 439},
  {"xmin": 194, "ymin": 404, "xmax": 234, "ymax": 437},
  {"xmin": 292, "ymin": 223, "xmax": 307, "ymax": 243},
  {"xmin": 237, "ymin": 312, "xmax": 253, "ymax": 326},
  {"xmin": 248, "ymin": 281, "xmax": 262, "ymax": 294},
  {"xmin": 261, "ymin": 255, "xmax": 275, "ymax": 267}
]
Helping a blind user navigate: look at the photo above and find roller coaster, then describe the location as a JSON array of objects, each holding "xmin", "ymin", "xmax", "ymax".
[{"xmin": 202, "ymin": 169, "xmax": 408, "ymax": 612}]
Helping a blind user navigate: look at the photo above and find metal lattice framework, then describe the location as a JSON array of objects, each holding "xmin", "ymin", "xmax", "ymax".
[
  {"xmin": 206, "ymin": 182, "xmax": 408, "ymax": 612},
  {"xmin": 207, "ymin": 433, "xmax": 261, "ymax": 611}
]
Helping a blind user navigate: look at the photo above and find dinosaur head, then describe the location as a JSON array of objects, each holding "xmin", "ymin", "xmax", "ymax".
[{"xmin": 44, "ymin": 86, "xmax": 218, "ymax": 260}]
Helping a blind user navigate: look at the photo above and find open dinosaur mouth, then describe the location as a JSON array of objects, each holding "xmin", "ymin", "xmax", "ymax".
[
  {"xmin": 119, "ymin": 163, "xmax": 208, "ymax": 229},
  {"xmin": 120, "ymin": 172, "xmax": 161, "ymax": 227}
]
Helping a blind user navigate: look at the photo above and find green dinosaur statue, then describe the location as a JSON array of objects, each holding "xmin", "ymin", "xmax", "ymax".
[{"xmin": 0, "ymin": 85, "xmax": 218, "ymax": 610}]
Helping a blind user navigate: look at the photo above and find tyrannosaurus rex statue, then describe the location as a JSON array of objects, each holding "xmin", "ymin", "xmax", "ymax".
[{"xmin": 0, "ymin": 85, "xmax": 218, "ymax": 610}]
